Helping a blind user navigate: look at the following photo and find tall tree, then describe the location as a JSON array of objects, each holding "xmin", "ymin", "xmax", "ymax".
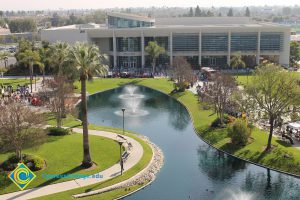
[
  {"xmin": 145, "ymin": 41, "xmax": 165, "ymax": 75},
  {"xmin": 0, "ymin": 101, "xmax": 46, "ymax": 161},
  {"xmin": 227, "ymin": 8, "xmax": 234, "ymax": 17},
  {"xmin": 50, "ymin": 42, "xmax": 70, "ymax": 75},
  {"xmin": 188, "ymin": 7, "xmax": 194, "ymax": 17},
  {"xmin": 69, "ymin": 43, "xmax": 108, "ymax": 168},
  {"xmin": 17, "ymin": 50, "xmax": 41, "ymax": 93},
  {"xmin": 245, "ymin": 7, "xmax": 251, "ymax": 17},
  {"xmin": 245, "ymin": 64, "xmax": 300, "ymax": 151},
  {"xmin": 230, "ymin": 52, "xmax": 246, "ymax": 77},
  {"xmin": 203, "ymin": 74, "xmax": 237, "ymax": 125},
  {"xmin": 195, "ymin": 6, "xmax": 201, "ymax": 17},
  {"xmin": 8, "ymin": 18, "xmax": 37, "ymax": 33},
  {"xmin": 171, "ymin": 57, "xmax": 194, "ymax": 91},
  {"xmin": 290, "ymin": 41, "xmax": 300, "ymax": 68}
]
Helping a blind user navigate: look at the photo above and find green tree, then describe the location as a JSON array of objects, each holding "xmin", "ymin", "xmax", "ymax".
[
  {"xmin": 8, "ymin": 18, "xmax": 37, "ymax": 33},
  {"xmin": 230, "ymin": 52, "xmax": 246, "ymax": 77},
  {"xmin": 227, "ymin": 8, "xmax": 234, "ymax": 17},
  {"xmin": 228, "ymin": 119, "xmax": 251, "ymax": 146},
  {"xmin": 245, "ymin": 7, "xmax": 251, "ymax": 17},
  {"xmin": 245, "ymin": 64, "xmax": 300, "ymax": 151},
  {"xmin": 195, "ymin": 6, "xmax": 201, "ymax": 17},
  {"xmin": 38, "ymin": 45, "xmax": 51, "ymax": 83},
  {"xmin": 69, "ymin": 43, "xmax": 108, "ymax": 168},
  {"xmin": 188, "ymin": 7, "xmax": 194, "ymax": 17},
  {"xmin": 290, "ymin": 41, "xmax": 300, "ymax": 68},
  {"xmin": 49, "ymin": 42, "xmax": 70, "ymax": 75},
  {"xmin": 145, "ymin": 41, "xmax": 165, "ymax": 75},
  {"xmin": 17, "ymin": 50, "xmax": 41, "ymax": 92}
]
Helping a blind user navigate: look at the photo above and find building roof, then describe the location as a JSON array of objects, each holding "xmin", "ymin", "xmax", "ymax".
[{"xmin": 107, "ymin": 12, "xmax": 155, "ymax": 23}]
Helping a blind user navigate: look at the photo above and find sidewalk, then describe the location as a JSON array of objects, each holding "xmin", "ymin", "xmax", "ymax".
[{"xmin": 0, "ymin": 128, "xmax": 144, "ymax": 200}]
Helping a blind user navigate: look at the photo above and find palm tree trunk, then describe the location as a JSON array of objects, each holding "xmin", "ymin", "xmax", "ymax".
[
  {"xmin": 81, "ymin": 77, "xmax": 92, "ymax": 168},
  {"xmin": 152, "ymin": 58, "xmax": 155, "ymax": 76}
]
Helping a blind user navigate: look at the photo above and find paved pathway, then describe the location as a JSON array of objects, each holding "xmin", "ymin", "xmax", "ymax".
[{"xmin": 0, "ymin": 128, "xmax": 143, "ymax": 200}]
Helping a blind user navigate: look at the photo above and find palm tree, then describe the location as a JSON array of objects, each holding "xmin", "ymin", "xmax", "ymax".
[
  {"xmin": 18, "ymin": 50, "xmax": 41, "ymax": 92},
  {"xmin": 145, "ymin": 41, "xmax": 165, "ymax": 76},
  {"xmin": 50, "ymin": 42, "xmax": 69, "ymax": 75},
  {"xmin": 38, "ymin": 46, "xmax": 51, "ymax": 84},
  {"xmin": 230, "ymin": 52, "xmax": 246, "ymax": 78},
  {"xmin": 0, "ymin": 52, "xmax": 9, "ymax": 69},
  {"xmin": 69, "ymin": 42, "xmax": 108, "ymax": 168}
]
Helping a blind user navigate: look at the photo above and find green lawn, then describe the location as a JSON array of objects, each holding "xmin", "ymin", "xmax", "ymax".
[
  {"xmin": 77, "ymin": 78, "xmax": 300, "ymax": 176},
  {"xmin": 33, "ymin": 126, "xmax": 153, "ymax": 200},
  {"xmin": 236, "ymin": 71, "xmax": 300, "ymax": 86},
  {"xmin": 0, "ymin": 133, "xmax": 120, "ymax": 194},
  {"xmin": 0, "ymin": 78, "xmax": 39, "ymax": 88}
]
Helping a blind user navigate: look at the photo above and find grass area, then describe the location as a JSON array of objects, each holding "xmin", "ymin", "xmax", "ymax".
[
  {"xmin": 33, "ymin": 125, "xmax": 153, "ymax": 200},
  {"xmin": 236, "ymin": 71, "xmax": 300, "ymax": 86},
  {"xmin": 77, "ymin": 78, "xmax": 300, "ymax": 176},
  {"xmin": 0, "ymin": 78, "xmax": 36, "ymax": 88},
  {"xmin": 0, "ymin": 133, "xmax": 120, "ymax": 194}
]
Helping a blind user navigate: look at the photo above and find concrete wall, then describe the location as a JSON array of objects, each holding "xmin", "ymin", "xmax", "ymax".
[{"xmin": 41, "ymin": 29, "xmax": 88, "ymax": 44}]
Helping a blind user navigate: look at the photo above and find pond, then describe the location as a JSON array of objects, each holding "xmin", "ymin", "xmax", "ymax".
[{"xmin": 87, "ymin": 85, "xmax": 300, "ymax": 200}]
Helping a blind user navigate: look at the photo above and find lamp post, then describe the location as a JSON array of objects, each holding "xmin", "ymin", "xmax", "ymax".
[
  {"xmin": 118, "ymin": 141, "xmax": 124, "ymax": 175},
  {"xmin": 122, "ymin": 108, "xmax": 125, "ymax": 135}
]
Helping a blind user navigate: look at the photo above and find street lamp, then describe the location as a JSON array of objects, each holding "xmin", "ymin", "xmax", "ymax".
[
  {"xmin": 122, "ymin": 108, "xmax": 125, "ymax": 135},
  {"xmin": 118, "ymin": 140, "xmax": 124, "ymax": 175}
]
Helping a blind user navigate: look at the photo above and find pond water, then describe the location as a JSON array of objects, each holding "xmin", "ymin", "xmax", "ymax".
[{"xmin": 87, "ymin": 85, "xmax": 300, "ymax": 200}]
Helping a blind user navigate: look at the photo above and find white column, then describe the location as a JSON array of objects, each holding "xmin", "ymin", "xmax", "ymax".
[
  {"xmin": 199, "ymin": 31, "xmax": 202, "ymax": 67},
  {"xmin": 279, "ymin": 30, "xmax": 290, "ymax": 67},
  {"xmin": 141, "ymin": 31, "xmax": 145, "ymax": 68},
  {"xmin": 113, "ymin": 30, "xmax": 117, "ymax": 68},
  {"xmin": 227, "ymin": 31, "xmax": 231, "ymax": 66},
  {"xmin": 256, "ymin": 31, "xmax": 261, "ymax": 65},
  {"xmin": 169, "ymin": 32, "xmax": 173, "ymax": 66}
]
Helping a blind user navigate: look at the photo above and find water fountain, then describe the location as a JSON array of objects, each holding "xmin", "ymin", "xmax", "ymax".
[
  {"xmin": 215, "ymin": 189, "xmax": 255, "ymax": 200},
  {"xmin": 115, "ymin": 85, "xmax": 149, "ymax": 117}
]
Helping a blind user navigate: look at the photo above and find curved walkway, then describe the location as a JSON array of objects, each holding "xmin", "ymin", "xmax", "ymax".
[{"xmin": 0, "ymin": 128, "xmax": 144, "ymax": 200}]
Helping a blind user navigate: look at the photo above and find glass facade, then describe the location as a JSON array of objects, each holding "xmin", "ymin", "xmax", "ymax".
[
  {"xmin": 108, "ymin": 16, "xmax": 154, "ymax": 28},
  {"xmin": 260, "ymin": 33, "xmax": 283, "ymax": 51},
  {"xmin": 117, "ymin": 56, "xmax": 141, "ymax": 69},
  {"xmin": 117, "ymin": 37, "xmax": 141, "ymax": 52},
  {"xmin": 145, "ymin": 54, "xmax": 170, "ymax": 67},
  {"xmin": 201, "ymin": 56, "xmax": 227, "ymax": 68},
  {"xmin": 173, "ymin": 33, "xmax": 199, "ymax": 52},
  {"xmin": 231, "ymin": 33, "xmax": 258, "ymax": 51},
  {"xmin": 202, "ymin": 33, "xmax": 228, "ymax": 51}
]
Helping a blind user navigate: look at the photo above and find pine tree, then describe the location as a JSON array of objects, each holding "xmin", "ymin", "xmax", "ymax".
[
  {"xmin": 245, "ymin": 7, "xmax": 251, "ymax": 17},
  {"xmin": 189, "ymin": 7, "xmax": 194, "ymax": 17},
  {"xmin": 195, "ymin": 5, "xmax": 201, "ymax": 17},
  {"xmin": 227, "ymin": 8, "xmax": 233, "ymax": 17}
]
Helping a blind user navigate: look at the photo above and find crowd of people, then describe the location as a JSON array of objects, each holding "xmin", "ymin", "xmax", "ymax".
[{"xmin": 0, "ymin": 84, "xmax": 42, "ymax": 106}]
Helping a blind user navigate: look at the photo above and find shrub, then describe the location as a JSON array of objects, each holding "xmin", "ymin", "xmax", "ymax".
[
  {"xmin": 47, "ymin": 127, "xmax": 70, "ymax": 136},
  {"xmin": 211, "ymin": 114, "xmax": 235, "ymax": 128},
  {"xmin": 0, "ymin": 154, "xmax": 45, "ymax": 171},
  {"xmin": 227, "ymin": 119, "xmax": 251, "ymax": 146},
  {"xmin": 290, "ymin": 112, "xmax": 300, "ymax": 122}
]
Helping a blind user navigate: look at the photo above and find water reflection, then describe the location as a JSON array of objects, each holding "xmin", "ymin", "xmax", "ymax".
[
  {"xmin": 86, "ymin": 85, "xmax": 300, "ymax": 200},
  {"xmin": 197, "ymin": 145, "xmax": 246, "ymax": 181}
]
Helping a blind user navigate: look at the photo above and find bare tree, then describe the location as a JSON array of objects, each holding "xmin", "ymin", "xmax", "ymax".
[
  {"xmin": 203, "ymin": 74, "xmax": 237, "ymax": 124},
  {"xmin": 245, "ymin": 64, "xmax": 300, "ymax": 151},
  {"xmin": 45, "ymin": 76, "xmax": 75, "ymax": 128},
  {"xmin": 0, "ymin": 101, "xmax": 46, "ymax": 161},
  {"xmin": 171, "ymin": 57, "xmax": 194, "ymax": 91}
]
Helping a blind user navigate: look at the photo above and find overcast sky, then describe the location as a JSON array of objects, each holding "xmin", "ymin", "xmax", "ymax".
[{"xmin": 0, "ymin": 0, "xmax": 299, "ymax": 11}]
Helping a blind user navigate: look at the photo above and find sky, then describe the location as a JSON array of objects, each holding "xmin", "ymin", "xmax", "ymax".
[{"xmin": 0, "ymin": 0, "xmax": 299, "ymax": 11}]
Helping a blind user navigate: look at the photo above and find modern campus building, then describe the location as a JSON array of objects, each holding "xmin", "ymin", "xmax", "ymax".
[{"xmin": 41, "ymin": 12, "xmax": 291, "ymax": 70}]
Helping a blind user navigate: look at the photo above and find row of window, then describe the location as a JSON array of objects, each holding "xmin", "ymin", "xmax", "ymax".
[
  {"xmin": 108, "ymin": 16, "xmax": 154, "ymax": 28},
  {"xmin": 107, "ymin": 32, "xmax": 283, "ymax": 52}
]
